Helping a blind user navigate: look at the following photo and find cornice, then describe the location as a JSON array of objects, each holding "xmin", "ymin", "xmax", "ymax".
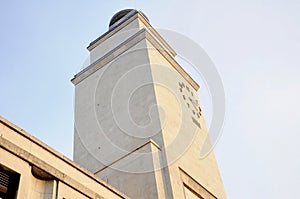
[{"xmin": 72, "ymin": 28, "xmax": 199, "ymax": 91}]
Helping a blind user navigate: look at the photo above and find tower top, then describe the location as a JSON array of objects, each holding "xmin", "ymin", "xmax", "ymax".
[{"xmin": 109, "ymin": 9, "xmax": 149, "ymax": 29}]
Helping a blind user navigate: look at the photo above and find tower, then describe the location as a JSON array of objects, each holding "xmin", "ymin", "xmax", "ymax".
[{"xmin": 72, "ymin": 9, "xmax": 226, "ymax": 199}]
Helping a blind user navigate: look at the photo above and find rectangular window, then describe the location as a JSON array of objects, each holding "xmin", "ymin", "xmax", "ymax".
[{"xmin": 0, "ymin": 164, "xmax": 20, "ymax": 199}]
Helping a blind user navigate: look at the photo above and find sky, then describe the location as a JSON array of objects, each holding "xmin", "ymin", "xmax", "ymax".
[{"xmin": 1, "ymin": 1, "xmax": 300, "ymax": 198}]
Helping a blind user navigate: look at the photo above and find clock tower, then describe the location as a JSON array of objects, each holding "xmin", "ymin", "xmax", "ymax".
[{"xmin": 72, "ymin": 9, "xmax": 226, "ymax": 199}]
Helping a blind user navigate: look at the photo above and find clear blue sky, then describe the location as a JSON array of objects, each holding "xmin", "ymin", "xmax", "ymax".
[{"xmin": 1, "ymin": 1, "xmax": 300, "ymax": 198}]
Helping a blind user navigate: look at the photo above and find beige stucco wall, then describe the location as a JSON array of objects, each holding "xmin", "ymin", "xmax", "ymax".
[
  {"xmin": 95, "ymin": 141, "xmax": 165, "ymax": 199},
  {"xmin": 57, "ymin": 182, "xmax": 89, "ymax": 199},
  {"xmin": 0, "ymin": 148, "xmax": 34, "ymax": 199},
  {"xmin": 74, "ymin": 36, "xmax": 166, "ymax": 198},
  {"xmin": 90, "ymin": 18, "xmax": 141, "ymax": 64},
  {"xmin": 88, "ymin": 12, "xmax": 174, "ymax": 68},
  {"xmin": 0, "ymin": 117, "xmax": 128, "ymax": 199},
  {"xmin": 0, "ymin": 146, "xmax": 56, "ymax": 199},
  {"xmin": 72, "ymin": 11, "xmax": 226, "ymax": 199},
  {"xmin": 147, "ymin": 39, "xmax": 227, "ymax": 199},
  {"xmin": 74, "ymin": 38, "xmax": 163, "ymax": 171}
]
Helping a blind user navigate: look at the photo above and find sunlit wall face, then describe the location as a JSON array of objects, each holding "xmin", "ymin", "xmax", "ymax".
[{"xmin": 0, "ymin": 1, "xmax": 299, "ymax": 199}]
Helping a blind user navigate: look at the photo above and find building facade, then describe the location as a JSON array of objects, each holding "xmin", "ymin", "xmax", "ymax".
[
  {"xmin": 0, "ymin": 116, "xmax": 127, "ymax": 199},
  {"xmin": 72, "ymin": 9, "xmax": 226, "ymax": 199},
  {"xmin": 0, "ymin": 9, "xmax": 226, "ymax": 199}
]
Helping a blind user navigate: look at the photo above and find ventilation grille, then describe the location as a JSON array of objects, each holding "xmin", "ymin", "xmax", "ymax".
[{"xmin": 0, "ymin": 171, "xmax": 9, "ymax": 193}]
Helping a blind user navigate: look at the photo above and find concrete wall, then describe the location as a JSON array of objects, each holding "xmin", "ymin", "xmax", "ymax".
[
  {"xmin": 147, "ymin": 39, "xmax": 227, "ymax": 199},
  {"xmin": 96, "ymin": 141, "xmax": 165, "ymax": 199},
  {"xmin": 89, "ymin": 18, "xmax": 141, "ymax": 64},
  {"xmin": 72, "ymin": 11, "xmax": 226, "ymax": 199},
  {"xmin": 74, "ymin": 36, "xmax": 166, "ymax": 198},
  {"xmin": 73, "ymin": 15, "xmax": 175, "ymax": 199},
  {"xmin": 74, "ymin": 38, "xmax": 163, "ymax": 171},
  {"xmin": 0, "ymin": 117, "xmax": 128, "ymax": 199}
]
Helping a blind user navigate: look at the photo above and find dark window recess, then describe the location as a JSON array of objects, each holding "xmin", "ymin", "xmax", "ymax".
[{"xmin": 0, "ymin": 164, "xmax": 20, "ymax": 199}]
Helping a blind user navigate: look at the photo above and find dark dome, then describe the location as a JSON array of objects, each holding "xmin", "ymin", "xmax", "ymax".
[{"xmin": 109, "ymin": 9, "xmax": 149, "ymax": 28}]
